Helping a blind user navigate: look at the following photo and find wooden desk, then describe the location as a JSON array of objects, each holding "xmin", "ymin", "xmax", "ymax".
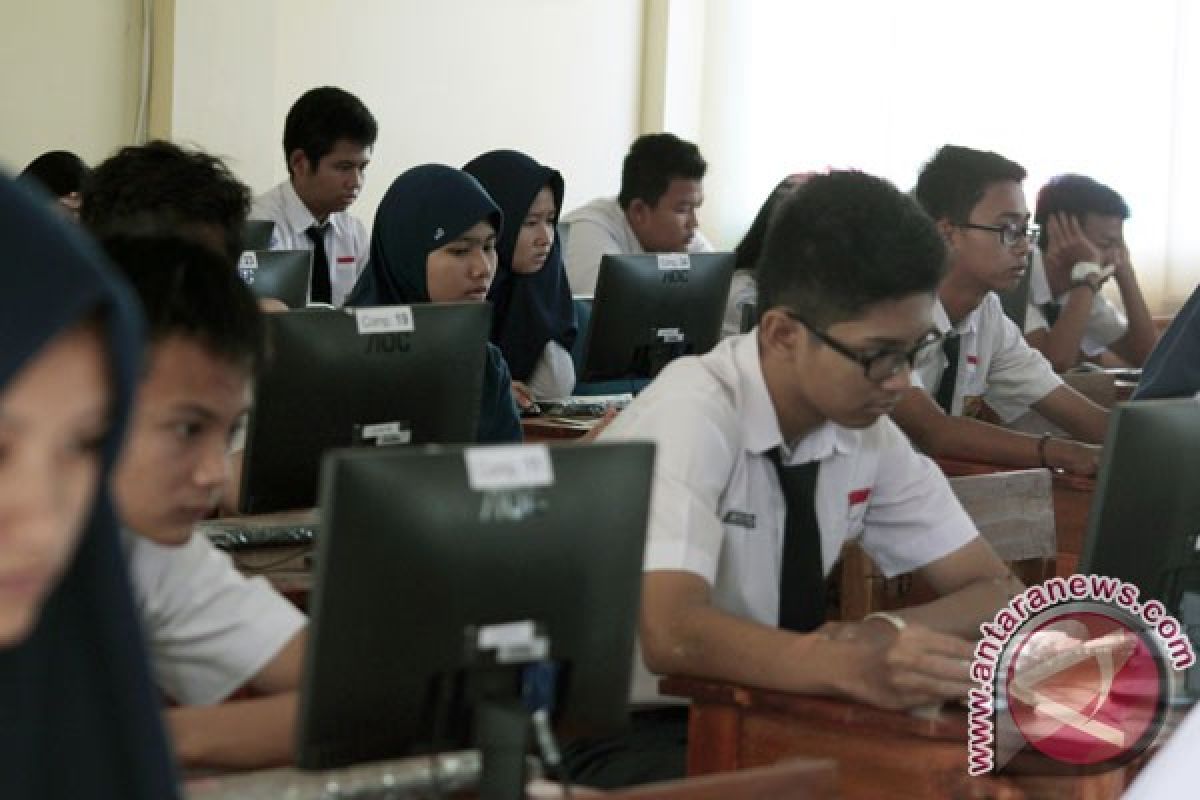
[
  {"xmin": 521, "ymin": 416, "xmax": 599, "ymax": 442},
  {"xmin": 935, "ymin": 457, "xmax": 1095, "ymax": 577},
  {"xmin": 660, "ymin": 676, "xmax": 1128, "ymax": 800}
]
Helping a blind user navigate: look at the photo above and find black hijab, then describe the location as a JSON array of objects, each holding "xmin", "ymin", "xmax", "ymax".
[
  {"xmin": 0, "ymin": 177, "xmax": 179, "ymax": 798},
  {"xmin": 349, "ymin": 163, "xmax": 503, "ymax": 305},
  {"xmin": 463, "ymin": 150, "xmax": 577, "ymax": 382}
]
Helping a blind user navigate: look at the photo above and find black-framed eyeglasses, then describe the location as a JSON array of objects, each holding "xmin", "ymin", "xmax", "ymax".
[
  {"xmin": 786, "ymin": 312, "xmax": 944, "ymax": 382},
  {"xmin": 956, "ymin": 222, "xmax": 1040, "ymax": 248}
]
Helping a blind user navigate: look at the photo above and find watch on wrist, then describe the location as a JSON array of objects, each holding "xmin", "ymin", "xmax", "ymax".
[{"xmin": 1070, "ymin": 261, "xmax": 1115, "ymax": 290}]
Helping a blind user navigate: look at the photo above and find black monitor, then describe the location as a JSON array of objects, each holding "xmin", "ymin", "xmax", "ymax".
[
  {"xmin": 297, "ymin": 442, "xmax": 654, "ymax": 796},
  {"xmin": 239, "ymin": 304, "xmax": 490, "ymax": 514},
  {"xmin": 242, "ymin": 219, "xmax": 276, "ymax": 250},
  {"xmin": 581, "ymin": 252, "xmax": 735, "ymax": 382},
  {"xmin": 1080, "ymin": 398, "xmax": 1200, "ymax": 610},
  {"xmin": 237, "ymin": 249, "xmax": 312, "ymax": 309}
]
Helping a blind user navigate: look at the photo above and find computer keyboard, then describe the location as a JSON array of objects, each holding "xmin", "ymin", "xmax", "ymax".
[
  {"xmin": 538, "ymin": 392, "xmax": 632, "ymax": 418},
  {"xmin": 198, "ymin": 518, "xmax": 319, "ymax": 550}
]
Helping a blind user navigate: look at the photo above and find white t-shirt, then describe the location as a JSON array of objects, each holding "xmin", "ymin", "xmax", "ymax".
[
  {"xmin": 250, "ymin": 180, "xmax": 369, "ymax": 308},
  {"xmin": 560, "ymin": 196, "xmax": 714, "ymax": 294},
  {"xmin": 913, "ymin": 294, "xmax": 1063, "ymax": 422},
  {"xmin": 600, "ymin": 333, "xmax": 979, "ymax": 704},
  {"xmin": 527, "ymin": 340, "xmax": 576, "ymax": 400},
  {"xmin": 123, "ymin": 530, "xmax": 307, "ymax": 705},
  {"xmin": 1122, "ymin": 704, "xmax": 1200, "ymax": 798},
  {"xmin": 1023, "ymin": 249, "xmax": 1128, "ymax": 357}
]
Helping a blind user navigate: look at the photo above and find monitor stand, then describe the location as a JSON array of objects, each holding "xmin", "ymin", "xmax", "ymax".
[{"xmin": 474, "ymin": 699, "xmax": 532, "ymax": 800}]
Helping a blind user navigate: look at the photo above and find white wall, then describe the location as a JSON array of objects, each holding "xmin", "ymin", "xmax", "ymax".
[
  {"xmin": 0, "ymin": 0, "xmax": 141, "ymax": 174},
  {"xmin": 169, "ymin": 0, "xmax": 644, "ymax": 233}
]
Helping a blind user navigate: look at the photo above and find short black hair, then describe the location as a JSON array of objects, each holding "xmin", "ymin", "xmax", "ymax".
[
  {"xmin": 734, "ymin": 177, "xmax": 805, "ymax": 272},
  {"xmin": 19, "ymin": 150, "xmax": 89, "ymax": 198},
  {"xmin": 616, "ymin": 132, "xmax": 706, "ymax": 210},
  {"xmin": 758, "ymin": 171, "xmax": 946, "ymax": 329},
  {"xmin": 100, "ymin": 234, "xmax": 264, "ymax": 372},
  {"xmin": 914, "ymin": 144, "xmax": 1026, "ymax": 223},
  {"xmin": 82, "ymin": 141, "xmax": 251, "ymax": 262},
  {"xmin": 283, "ymin": 87, "xmax": 378, "ymax": 173},
  {"xmin": 1034, "ymin": 174, "xmax": 1130, "ymax": 249}
]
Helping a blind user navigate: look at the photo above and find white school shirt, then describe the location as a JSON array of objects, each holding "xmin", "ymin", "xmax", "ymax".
[
  {"xmin": 1023, "ymin": 249, "xmax": 1128, "ymax": 357},
  {"xmin": 250, "ymin": 180, "xmax": 369, "ymax": 308},
  {"xmin": 123, "ymin": 530, "xmax": 307, "ymax": 705},
  {"xmin": 913, "ymin": 294, "xmax": 1063, "ymax": 423},
  {"xmin": 600, "ymin": 332, "xmax": 979, "ymax": 704},
  {"xmin": 560, "ymin": 196, "xmax": 714, "ymax": 295},
  {"xmin": 527, "ymin": 340, "xmax": 576, "ymax": 400}
]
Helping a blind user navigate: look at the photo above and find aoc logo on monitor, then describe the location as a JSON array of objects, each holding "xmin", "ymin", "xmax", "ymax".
[
  {"xmin": 661, "ymin": 269, "xmax": 689, "ymax": 285},
  {"xmin": 365, "ymin": 333, "xmax": 412, "ymax": 355}
]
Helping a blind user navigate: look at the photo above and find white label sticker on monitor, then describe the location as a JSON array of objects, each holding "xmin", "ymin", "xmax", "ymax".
[
  {"xmin": 355, "ymin": 306, "xmax": 414, "ymax": 334},
  {"xmin": 361, "ymin": 422, "xmax": 405, "ymax": 439},
  {"xmin": 238, "ymin": 251, "xmax": 259, "ymax": 271},
  {"xmin": 478, "ymin": 620, "xmax": 536, "ymax": 649},
  {"xmin": 465, "ymin": 445, "xmax": 555, "ymax": 491},
  {"xmin": 655, "ymin": 327, "xmax": 684, "ymax": 343},
  {"xmin": 657, "ymin": 253, "xmax": 691, "ymax": 271}
]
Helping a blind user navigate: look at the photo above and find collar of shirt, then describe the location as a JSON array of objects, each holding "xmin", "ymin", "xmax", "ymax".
[
  {"xmin": 281, "ymin": 179, "xmax": 349, "ymax": 238},
  {"xmin": 729, "ymin": 332, "xmax": 856, "ymax": 466},
  {"xmin": 933, "ymin": 297, "xmax": 980, "ymax": 338}
]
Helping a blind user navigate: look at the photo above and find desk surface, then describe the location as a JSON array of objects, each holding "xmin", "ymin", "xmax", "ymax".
[{"xmin": 661, "ymin": 675, "xmax": 1129, "ymax": 800}]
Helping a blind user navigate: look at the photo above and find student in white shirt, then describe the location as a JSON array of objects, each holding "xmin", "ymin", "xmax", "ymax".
[
  {"xmin": 561, "ymin": 133, "xmax": 713, "ymax": 294},
  {"xmin": 1024, "ymin": 174, "xmax": 1158, "ymax": 371},
  {"xmin": 104, "ymin": 235, "xmax": 306, "ymax": 771},
  {"xmin": 251, "ymin": 87, "xmax": 377, "ymax": 307},
  {"xmin": 891, "ymin": 146, "xmax": 1108, "ymax": 477},
  {"xmin": 568, "ymin": 171, "xmax": 1021, "ymax": 788}
]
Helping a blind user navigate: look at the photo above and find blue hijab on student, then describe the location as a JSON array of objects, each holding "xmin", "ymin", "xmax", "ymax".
[
  {"xmin": 349, "ymin": 164, "xmax": 522, "ymax": 443},
  {"xmin": 0, "ymin": 178, "xmax": 179, "ymax": 798},
  {"xmin": 463, "ymin": 150, "xmax": 577, "ymax": 382}
]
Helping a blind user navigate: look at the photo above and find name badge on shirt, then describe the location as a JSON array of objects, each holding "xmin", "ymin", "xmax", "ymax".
[
  {"xmin": 965, "ymin": 353, "xmax": 979, "ymax": 374},
  {"xmin": 847, "ymin": 488, "xmax": 871, "ymax": 507},
  {"xmin": 722, "ymin": 510, "xmax": 757, "ymax": 529}
]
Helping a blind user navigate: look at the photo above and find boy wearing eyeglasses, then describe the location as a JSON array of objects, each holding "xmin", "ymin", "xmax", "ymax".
[
  {"xmin": 572, "ymin": 171, "xmax": 1018, "ymax": 789},
  {"xmin": 890, "ymin": 145, "xmax": 1109, "ymax": 476}
]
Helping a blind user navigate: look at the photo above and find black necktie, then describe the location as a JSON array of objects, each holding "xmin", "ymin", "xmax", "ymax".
[
  {"xmin": 306, "ymin": 224, "xmax": 332, "ymax": 304},
  {"xmin": 934, "ymin": 333, "xmax": 961, "ymax": 414},
  {"xmin": 766, "ymin": 448, "xmax": 825, "ymax": 633},
  {"xmin": 1040, "ymin": 302, "xmax": 1061, "ymax": 327}
]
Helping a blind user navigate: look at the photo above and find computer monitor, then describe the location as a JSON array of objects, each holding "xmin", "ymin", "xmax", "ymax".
[
  {"xmin": 239, "ymin": 303, "xmax": 490, "ymax": 514},
  {"xmin": 1080, "ymin": 398, "xmax": 1200, "ymax": 610},
  {"xmin": 236, "ymin": 249, "xmax": 312, "ymax": 309},
  {"xmin": 242, "ymin": 219, "xmax": 276, "ymax": 250},
  {"xmin": 297, "ymin": 442, "xmax": 654, "ymax": 792},
  {"xmin": 581, "ymin": 252, "xmax": 736, "ymax": 382}
]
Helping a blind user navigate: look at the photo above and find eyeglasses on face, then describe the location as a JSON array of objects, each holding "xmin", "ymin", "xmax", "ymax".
[
  {"xmin": 785, "ymin": 311, "xmax": 944, "ymax": 382},
  {"xmin": 956, "ymin": 222, "xmax": 1040, "ymax": 248}
]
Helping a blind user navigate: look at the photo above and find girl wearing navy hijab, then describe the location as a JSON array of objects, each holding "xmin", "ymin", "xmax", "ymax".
[
  {"xmin": 463, "ymin": 150, "xmax": 577, "ymax": 401},
  {"xmin": 349, "ymin": 164, "xmax": 522, "ymax": 442},
  {"xmin": 0, "ymin": 178, "xmax": 178, "ymax": 797}
]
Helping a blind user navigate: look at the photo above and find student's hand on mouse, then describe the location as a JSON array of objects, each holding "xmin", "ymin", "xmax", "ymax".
[
  {"xmin": 826, "ymin": 618, "xmax": 975, "ymax": 711},
  {"xmin": 511, "ymin": 380, "xmax": 535, "ymax": 411},
  {"xmin": 1044, "ymin": 438, "xmax": 1101, "ymax": 477}
]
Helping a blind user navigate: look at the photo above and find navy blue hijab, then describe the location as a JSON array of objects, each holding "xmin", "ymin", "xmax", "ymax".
[
  {"xmin": 0, "ymin": 178, "xmax": 179, "ymax": 797},
  {"xmin": 463, "ymin": 150, "xmax": 577, "ymax": 382},
  {"xmin": 349, "ymin": 165, "xmax": 521, "ymax": 442}
]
